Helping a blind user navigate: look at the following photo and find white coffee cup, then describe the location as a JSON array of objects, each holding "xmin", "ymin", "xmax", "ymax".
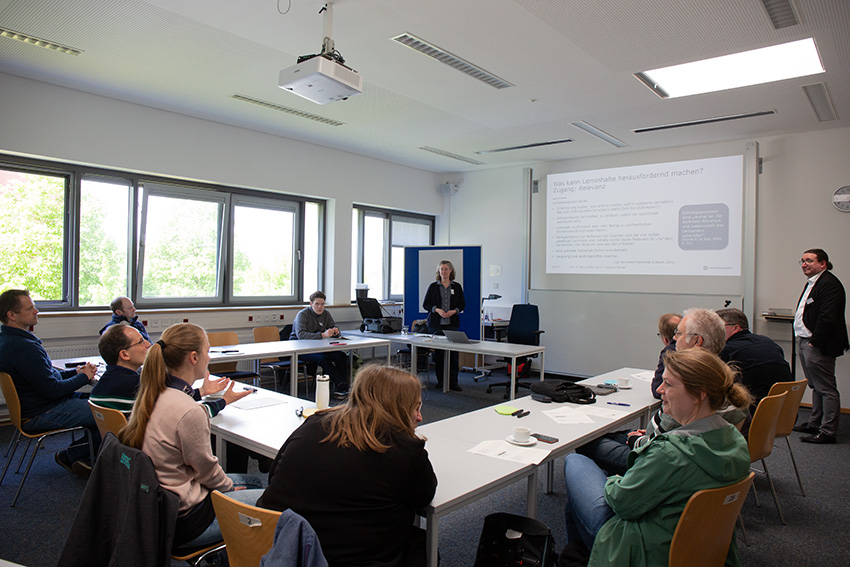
[
  {"xmin": 513, "ymin": 426, "xmax": 531, "ymax": 443},
  {"xmin": 617, "ymin": 377, "xmax": 631, "ymax": 389}
]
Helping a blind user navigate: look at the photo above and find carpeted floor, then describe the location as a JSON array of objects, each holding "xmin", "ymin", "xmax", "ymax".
[{"xmin": 1, "ymin": 366, "xmax": 848, "ymax": 566}]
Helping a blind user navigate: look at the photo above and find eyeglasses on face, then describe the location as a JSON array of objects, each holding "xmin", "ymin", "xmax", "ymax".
[{"xmin": 799, "ymin": 258, "xmax": 818, "ymax": 265}]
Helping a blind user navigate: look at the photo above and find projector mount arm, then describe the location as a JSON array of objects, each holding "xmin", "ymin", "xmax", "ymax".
[{"xmin": 295, "ymin": 2, "xmax": 346, "ymax": 65}]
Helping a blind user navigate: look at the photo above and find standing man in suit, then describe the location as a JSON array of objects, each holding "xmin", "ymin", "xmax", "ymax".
[{"xmin": 793, "ymin": 249, "xmax": 849, "ymax": 444}]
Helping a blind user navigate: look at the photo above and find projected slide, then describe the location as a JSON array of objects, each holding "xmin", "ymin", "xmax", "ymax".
[{"xmin": 546, "ymin": 155, "xmax": 743, "ymax": 276}]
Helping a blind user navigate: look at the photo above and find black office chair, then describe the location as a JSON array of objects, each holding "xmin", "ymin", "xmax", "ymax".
[
  {"xmin": 486, "ymin": 304, "xmax": 545, "ymax": 399},
  {"xmin": 258, "ymin": 324, "xmax": 317, "ymax": 395}
]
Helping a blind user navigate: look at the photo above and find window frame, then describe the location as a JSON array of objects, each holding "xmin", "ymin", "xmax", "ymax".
[
  {"xmin": 352, "ymin": 205, "xmax": 435, "ymax": 301},
  {"xmin": 0, "ymin": 153, "xmax": 324, "ymax": 310}
]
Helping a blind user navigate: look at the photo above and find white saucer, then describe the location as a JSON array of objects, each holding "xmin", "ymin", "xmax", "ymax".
[
  {"xmin": 506, "ymin": 435, "xmax": 537, "ymax": 447},
  {"xmin": 618, "ymin": 385, "xmax": 632, "ymax": 390}
]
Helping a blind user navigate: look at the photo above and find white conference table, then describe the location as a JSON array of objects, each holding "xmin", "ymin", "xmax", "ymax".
[
  {"xmin": 205, "ymin": 387, "xmax": 314, "ymax": 469},
  {"xmin": 206, "ymin": 335, "xmax": 391, "ymax": 396},
  {"xmin": 417, "ymin": 367, "xmax": 660, "ymax": 567},
  {"xmin": 347, "ymin": 330, "xmax": 545, "ymax": 400},
  {"xmin": 54, "ymin": 334, "xmax": 392, "ymax": 398}
]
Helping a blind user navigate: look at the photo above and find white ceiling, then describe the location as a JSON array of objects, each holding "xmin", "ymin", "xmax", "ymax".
[{"xmin": 0, "ymin": 0, "xmax": 847, "ymax": 173}]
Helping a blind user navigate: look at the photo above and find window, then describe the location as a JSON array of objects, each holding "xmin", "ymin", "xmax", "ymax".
[
  {"xmin": 0, "ymin": 167, "xmax": 68, "ymax": 302},
  {"xmin": 231, "ymin": 196, "xmax": 298, "ymax": 300},
  {"xmin": 138, "ymin": 184, "xmax": 227, "ymax": 301},
  {"xmin": 352, "ymin": 206, "xmax": 434, "ymax": 300},
  {"xmin": 79, "ymin": 175, "xmax": 131, "ymax": 306},
  {"xmin": 0, "ymin": 154, "xmax": 323, "ymax": 309}
]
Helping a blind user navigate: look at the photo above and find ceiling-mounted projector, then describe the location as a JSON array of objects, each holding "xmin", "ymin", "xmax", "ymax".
[{"xmin": 278, "ymin": 54, "xmax": 362, "ymax": 105}]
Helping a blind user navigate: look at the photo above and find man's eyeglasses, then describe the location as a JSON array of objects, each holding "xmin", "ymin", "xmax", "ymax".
[
  {"xmin": 123, "ymin": 338, "xmax": 147, "ymax": 350},
  {"xmin": 799, "ymin": 259, "xmax": 818, "ymax": 265}
]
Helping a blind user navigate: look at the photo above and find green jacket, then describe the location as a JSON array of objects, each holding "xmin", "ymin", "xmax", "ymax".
[{"xmin": 589, "ymin": 414, "xmax": 750, "ymax": 567}]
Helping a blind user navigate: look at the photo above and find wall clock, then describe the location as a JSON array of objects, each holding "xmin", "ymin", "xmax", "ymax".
[{"xmin": 833, "ymin": 186, "xmax": 850, "ymax": 212}]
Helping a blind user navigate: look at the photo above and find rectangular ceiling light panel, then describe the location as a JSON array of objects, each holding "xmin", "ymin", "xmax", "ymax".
[
  {"xmin": 636, "ymin": 38, "xmax": 823, "ymax": 98},
  {"xmin": 392, "ymin": 33, "xmax": 514, "ymax": 89}
]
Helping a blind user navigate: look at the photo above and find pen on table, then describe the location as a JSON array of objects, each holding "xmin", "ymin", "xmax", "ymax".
[{"xmin": 607, "ymin": 401, "xmax": 630, "ymax": 407}]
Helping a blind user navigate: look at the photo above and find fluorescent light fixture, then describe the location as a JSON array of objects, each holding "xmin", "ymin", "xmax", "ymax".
[
  {"xmin": 636, "ymin": 38, "xmax": 823, "ymax": 98},
  {"xmin": 0, "ymin": 27, "xmax": 82, "ymax": 55}
]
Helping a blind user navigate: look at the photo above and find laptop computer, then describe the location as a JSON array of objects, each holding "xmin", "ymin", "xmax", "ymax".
[{"xmin": 442, "ymin": 329, "xmax": 478, "ymax": 344}]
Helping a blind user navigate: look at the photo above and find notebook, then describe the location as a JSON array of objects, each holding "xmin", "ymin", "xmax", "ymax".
[{"xmin": 442, "ymin": 329, "xmax": 478, "ymax": 344}]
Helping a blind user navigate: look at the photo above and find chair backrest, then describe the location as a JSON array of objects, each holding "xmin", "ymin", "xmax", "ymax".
[
  {"xmin": 253, "ymin": 326, "xmax": 282, "ymax": 364},
  {"xmin": 668, "ymin": 471, "xmax": 755, "ymax": 567},
  {"xmin": 506, "ymin": 304, "xmax": 541, "ymax": 346},
  {"xmin": 208, "ymin": 331, "xmax": 240, "ymax": 373},
  {"xmin": 767, "ymin": 379, "xmax": 808, "ymax": 438},
  {"xmin": 88, "ymin": 400, "xmax": 128, "ymax": 437},
  {"xmin": 748, "ymin": 391, "xmax": 788, "ymax": 463},
  {"xmin": 210, "ymin": 490, "xmax": 282, "ymax": 567},
  {"xmin": 279, "ymin": 324, "xmax": 294, "ymax": 341},
  {"xmin": 0, "ymin": 372, "xmax": 23, "ymax": 429}
]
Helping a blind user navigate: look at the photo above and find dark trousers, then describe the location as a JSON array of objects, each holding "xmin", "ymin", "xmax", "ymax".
[
  {"xmin": 433, "ymin": 349, "xmax": 459, "ymax": 387},
  {"xmin": 300, "ymin": 350, "xmax": 350, "ymax": 391},
  {"xmin": 798, "ymin": 338, "xmax": 841, "ymax": 437}
]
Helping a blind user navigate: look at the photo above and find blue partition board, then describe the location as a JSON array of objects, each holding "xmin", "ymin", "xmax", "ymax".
[{"xmin": 403, "ymin": 246, "xmax": 482, "ymax": 340}]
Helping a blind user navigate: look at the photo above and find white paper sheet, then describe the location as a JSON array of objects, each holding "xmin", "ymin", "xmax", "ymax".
[
  {"xmin": 631, "ymin": 370, "xmax": 654, "ymax": 382},
  {"xmin": 582, "ymin": 405, "xmax": 629, "ymax": 419},
  {"xmin": 543, "ymin": 406, "xmax": 595, "ymax": 425},
  {"xmin": 229, "ymin": 396, "xmax": 287, "ymax": 410},
  {"xmin": 468, "ymin": 440, "xmax": 549, "ymax": 465}
]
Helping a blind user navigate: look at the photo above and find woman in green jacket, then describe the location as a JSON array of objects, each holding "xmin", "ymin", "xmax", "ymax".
[{"xmin": 563, "ymin": 348, "xmax": 752, "ymax": 567}]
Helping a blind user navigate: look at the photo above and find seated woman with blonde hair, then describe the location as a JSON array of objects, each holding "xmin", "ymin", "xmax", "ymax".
[
  {"xmin": 118, "ymin": 323, "xmax": 263, "ymax": 549},
  {"xmin": 563, "ymin": 348, "xmax": 752, "ymax": 567},
  {"xmin": 257, "ymin": 364, "xmax": 437, "ymax": 567}
]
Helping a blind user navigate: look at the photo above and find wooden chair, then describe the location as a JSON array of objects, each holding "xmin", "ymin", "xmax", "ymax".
[
  {"xmin": 767, "ymin": 379, "xmax": 808, "ymax": 497},
  {"xmin": 252, "ymin": 325, "xmax": 311, "ymax": 394},
  {"xmin": 207, "ymin": 331, "xmax": 260, "ymax": 384},
  {"xmin": 171, "ymin": 542, "xmax": 226, "ymax": 567},
  {"xmin": 210, "ymin": 490, "xmax": 282, "ymax": 567},
  {"xmin": 669, "ymin": 472, "xmax": 755, "ymax": 567},
  {"xmin": 0, "ymin": 372, "xmax": 94, "ymax": 507},
  {"xmin": 88, "ymin": 400, "xmax": 128, "ymax": 438},
  {"xmin": 747, "ymin": 390, "xmax": 788, "ymax": 525}
]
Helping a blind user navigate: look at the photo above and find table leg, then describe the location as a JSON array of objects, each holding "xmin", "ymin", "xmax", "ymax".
[
  {"xmin": 526, "ymin": 468, "xmax": 538, "ymax": 518},
  {"xmin": 215, "ymin": 434, "xmax": 227, "ymax": 470},
  {"xmin": 509, "ymin": 357, "xmax": 517, "ymax": 400},
  {"xmin": 426, "ymin": 511, "xmax": 439, "ymax": 567},
  {"xmin": 411, "ymin": 345, "xmax": 418, "ymax": 375},
  {"xmin": 443, "ymin": 348, "xmax": 450, "ymax": 393},
  {"xmin": 544, "ymin": 460, "xmax": 554, "ymax": 494},
  {"xmin": 290, "ymin": 353, "xmax": 299, "ymax": 398}
]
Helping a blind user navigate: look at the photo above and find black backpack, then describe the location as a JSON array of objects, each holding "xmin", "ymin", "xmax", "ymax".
[
  {"xmin": 530, "ymin": 380, "xmax": 596, "ymax": 404},
  {"xmin": 474, "ymin": 512, "xmax": 556, "ymax": 567}
]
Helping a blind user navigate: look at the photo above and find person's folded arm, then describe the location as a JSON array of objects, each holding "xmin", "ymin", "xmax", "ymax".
[{"xmin": 602, "ymin": 440, "xmax": 681, "ymax": 521}]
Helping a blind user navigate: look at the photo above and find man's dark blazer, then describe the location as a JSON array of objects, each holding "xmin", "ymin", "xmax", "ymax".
[{"xmin": 799, "ymin": 270, "xmax": 850, "ymax": 358}]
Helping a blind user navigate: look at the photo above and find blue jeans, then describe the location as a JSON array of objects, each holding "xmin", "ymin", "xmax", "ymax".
[
  {"xmin": 22, "ymin": 393, "xmax": 101, "ymax": 463},
  {"xmin": 574, "ymin": 432, "xmax": 630, "ymax": 476},
  {"xmin": 182, "ymin": 474, "xmax": 265, "ymax": 548},
  {"xmin": 563, "ymin": 453, "xmax": 614, "ymax": 549}
]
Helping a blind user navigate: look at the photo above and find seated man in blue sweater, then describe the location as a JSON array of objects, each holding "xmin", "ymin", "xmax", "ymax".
[
  {"xmin": 290, "ymin": 291, "xmax": 349, "ymax": 395},
  {"xmin": 0, "ymin": 289, "xmax": 100, "ymax": 476},
  {"xmin": 99, "ymin": 296, "xmax": 151, "ymax": 342}
]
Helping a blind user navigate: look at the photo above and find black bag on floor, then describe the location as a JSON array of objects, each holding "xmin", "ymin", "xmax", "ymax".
[
  {"xmin": 530, "ymin": 380, "xmax": 596, "ymax": 404},
  {"xmin": 474, "ymin": 512, "xmax": 556, "ymax": 567}
]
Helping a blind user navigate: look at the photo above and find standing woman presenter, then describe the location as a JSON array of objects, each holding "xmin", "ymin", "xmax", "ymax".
[{"xmin": 422, "ymin": 260, "xmax": 465, "ymax": 391}]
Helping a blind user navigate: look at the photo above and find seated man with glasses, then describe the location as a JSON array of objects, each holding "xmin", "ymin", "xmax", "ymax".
[
  {"xmin": 576, "ymin": 308, "xmax": 747, "ymax": 475},
  {"xmin": 93, "ymin": 323, "xmax": 228, "ymax": 419}
]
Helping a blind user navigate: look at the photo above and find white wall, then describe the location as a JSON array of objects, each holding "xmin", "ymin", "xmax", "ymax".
[
  {"xmin": 0, "ymin": 71, "xmax": 442, "ymax": 316},
  {"xmin": 452, "ymin": 127, "xmax": 850, "ymax": 407}
]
